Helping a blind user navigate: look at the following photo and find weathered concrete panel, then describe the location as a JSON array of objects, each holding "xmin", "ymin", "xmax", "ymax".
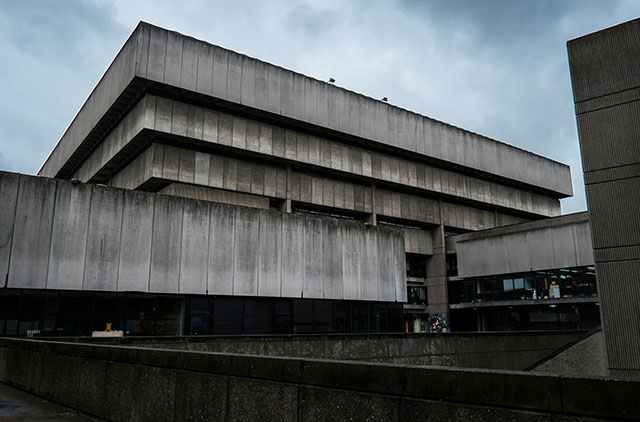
[
  {"xmin": 342, "ymin": 223, "xmax": 362, "ymax": 300},
  {"xmin": 241, "ymin": 56, "xmax": 256, "ymax": 107},
  {"xmin": 455, "ymin": 215, "xmax": 594, "ymax": 278},
  {"xmin": 233, "ymin": 207, "xmax": 259, "ymax": 296},
  {"xmin": 83, "ymin": 187, "xmax": 124, "ymax": 291},
  {"xmin": 303, "ymin": 217, "xmax": 324, "ymax": 298},
  {"xmin": 196, "ymin": 42, "xmax": 213, "ymax": 95},
  {"xmin": 164, "ymin": 30, "xmax": 183, "ymax": 86},
  {"xmin": 258, "ymin": 212, "xmax": 282, "ymax": 297},
  {"xmin": 149, "ymin": 195, "xmax": 183, "ymax": 293},
  {"xmin": 378, "ymin": 230, "xmax": 395, "ymax": 302},
  {"xmin": 361, "ymin": 230, "xmax": 379, "ymax": 300},
  {"xmin": 323, "ymin": 219, "xmax": 344, "ymax": 299},
  {"xmin": 280, "ymin": 217, "xmax": 304, "ymax": 299},
  {"xmin": 180, "ymin": 199, "xmax": 210, "ymax": 294},
  {"xmin": 208, "ymin": 204, "xmax": 235, "ymax": 295},
  {"xmin": 8, "ymin": 176, "xmax": 56, "ymax": 288},
  {"xmin": 180, "ymin": 36, "xmax": 198, "ymax": 91},
  {"xmin": 146, "ymin": 24, "xmax": 167, "ymax": 81},
  {"xmin": 211, "ymin": 46, "xmax": 228, "ymax": 99},
  {"xmin": 226, "ymin": 51, "xmax": 242, "ymax": 103},
  {"xmin": 0, "ymin": 172, "xmax": 19, "ymax": 282},
  {"xmin": 393, "ymin": 232, "xmax": 407, "ymax": 302},
  {"xmin": 47, "ymin": 182, "xmax": 92, "ymax": 290},
  {"xmin": 118, "ymin": 190, "xmax": 154, "ymax": 292}
]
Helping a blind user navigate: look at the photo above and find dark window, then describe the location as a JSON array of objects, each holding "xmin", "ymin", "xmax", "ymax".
[
  {"xmin": 333, "ymin": 302, "xmax": 346, "ymax": 333},
  {"xmin": 293, "ymin": 300, "xmax": 313, "ymax": 333},
  {"xmin": 386, "ymin": 304, "xmax": 404, "ymax": 332},
  {"xmin": 370, "ymin": 305, "xmax": 386, "ymax": 332},
  {"xmin": 93, "ymin": 294, "xmax": 125, "ymax": 333},
  {"xmin": 406, "ymin": 254, "xmax": 426, "ymax": 278},
  {"xmin": 186, "ymin": 297, "xmax": 211, "ymax": 335},
  {"xmin": 213, "ymin": 297, "xmax": 243, "ymax": 334},
  {"xmin": 407, "ymin": 287, "xmax": 427, "ymax": 304},
  {"xmin": 446, "ymin": 254, "xmax": 458, "ymax": 277},
  {"xmin": 244, "ymin": 299, "xmax": 274, "ymax": 334},
  {"xmin": 274, "ymin": 300, "xmax": 292, "ymax": 334},
  {"xmin": 313, "ymin": 300, "xmax": 333, "ymax": 333}
]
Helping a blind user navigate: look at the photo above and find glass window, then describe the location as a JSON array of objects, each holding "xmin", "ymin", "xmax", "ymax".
[
  {"xmin": 213, "ymin": 297, "xmax": 243, "ymax": 334},
  {"xmin": 293, "ymin": 300, "xmax": 313, "ymax": 334},
  {"xmin": 333, "ymin": 302, "xmax": 346, "ymax": 333},
  {"xmin": 406, "ymin": 254, "xmax": 427, "ymax": 278},
  {"xmin": 244, "ymin": 299, "xmax": 273, "ymax": 334},
  {"xmin": 93, "ymin": 294, "xmax": 125, "ymax": 333},
  {"xmin": 274, "ymin": 300, "xmax": 292, "ymax": 334},
  {"xmin": 313, "ymin": 300, "xmax": 333, "ymax": 333},
  {"xmin": 370, "ymin": 305, "xmax": 386, "ymax": 333},
  {"xmin": 186, "ymin": 297, "xmax": 210, "ymax": 335},
  {"xmin": 503, "ymin": 279, "xmax": 514, "ymax": 292},
  {"xmin": 408, "ymin": 287, "xmax": 427, "ymax": 304}
]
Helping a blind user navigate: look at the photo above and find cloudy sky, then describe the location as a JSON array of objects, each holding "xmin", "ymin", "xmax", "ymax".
[{"xmin": 1, "ymin": 1, "xmax": 639, "ymax": 213}]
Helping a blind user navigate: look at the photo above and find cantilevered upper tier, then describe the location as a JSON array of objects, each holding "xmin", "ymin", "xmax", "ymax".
[{"xmin": 39, "ymin": 21, "xmax": 572, "ymax": 198}]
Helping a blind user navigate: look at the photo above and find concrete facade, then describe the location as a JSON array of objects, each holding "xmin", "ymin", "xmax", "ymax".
[
  {"xmin": 568, "ymin": 18, "xmax": 640, "ymax": 379},
  {"xmin": 1, "ymin": 22, "xmax": 575, "ymax": 334},
  {"xmin": 0, "ymin": 172, "xmax": 405, "ymax": 302},
  {"xmin": 447, "ymin": 213, "xmax": 599, "ymax": 332},
  {"xmin": 453, "ymin": 212, "xmax": 594, "ymax": 278},
  {"xmin": 38, "ymin": 24, "xmax": 572, "ymax": 199}
]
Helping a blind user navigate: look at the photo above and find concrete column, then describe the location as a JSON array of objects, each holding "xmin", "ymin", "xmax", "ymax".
[
  {"xmin": 426, "ymin": 224, "xmax": 449, "ymax": 317},
  {"xmin": 366, "ymin": 183, "xmax": 377, "ymax": 226},
  {"xmin": 282, "ymin": 164, "xmax": 292, "ymax": 213}
]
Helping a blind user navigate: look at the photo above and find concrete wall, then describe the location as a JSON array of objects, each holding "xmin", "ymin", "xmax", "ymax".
[
  {"xmin": 62, "ymin": 331, "xmax": 586, "ymax": 371},
  {"xmin": 81, "ymin": 95, "xmax": 562, "ymax": 218},
  {"xmin": 568, "ymin": 18, "xmax": 640, "ymax": 379},
  {"xmin": 0, "ymin": 171, "xmax": 406, "ymax": 302},
  {"xmin": 108, "ymin": 142, "xmax": 529, "ymax": 232},
  {"xmin": 454, "ymin": 213, "xmax": 594, "ymax": 278},
  {"xmin": 1, "ymin": 337, "xmax": 638, "ymax": 422},
  {"xmin": 531, "ymin": 330, "xmax": 609, "ymax": 377},
  {"xmin": 39, "ymin": 22, "xmax": 572, "ymax": 199}
]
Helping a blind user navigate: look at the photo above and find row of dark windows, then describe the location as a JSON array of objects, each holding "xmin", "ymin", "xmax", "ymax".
[
  {"xmin": 448, "ymin": 267, "xmax": 597, "ymax": 304},
  {"xmin": 450, "ymin": 304, "xmax": 601, "ymax": 332},
  {"xmin": 0, "ymin": 289, "xmax": 404, "ymax": 337}
]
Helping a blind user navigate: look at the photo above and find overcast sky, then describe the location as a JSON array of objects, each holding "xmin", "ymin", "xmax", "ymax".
[{"xmin": 1, "ymin": 1, "xmax": 639, "ymax": 213}]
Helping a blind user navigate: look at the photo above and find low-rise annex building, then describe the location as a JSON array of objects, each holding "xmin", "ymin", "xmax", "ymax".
[
  {"xmin": 0, "ymin": 22, "xmax": 577, "ymax": 336},
  {"xmin": 447, "ymin": 212, "xmax": 599, "ymax": 331}
]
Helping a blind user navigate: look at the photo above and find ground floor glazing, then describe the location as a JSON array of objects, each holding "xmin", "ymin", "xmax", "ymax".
[{"xmin": 0, "ymin": 289, "xmax": 404, "ymax": 336}]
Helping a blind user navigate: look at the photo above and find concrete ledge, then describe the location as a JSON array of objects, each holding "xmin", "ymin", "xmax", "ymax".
[
  {"xmin": 42, "ymin": 330, "xmax": 586, "ymax": 370},
  {"xmin": 1, "ymin": 337, "xmax": 638, "ymax": 421}
]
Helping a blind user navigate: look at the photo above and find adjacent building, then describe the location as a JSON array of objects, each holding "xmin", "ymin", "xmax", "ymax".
[
  {"xmin": 448, "ymin": 212, "xmax": 599, "ymax": 332},
  {"xmin": 1, "ymin": 22, "xmax": 575, "ymax": 336},
  {"xmin": 568, "ymin": 17, "xmax": 640, "ymax": 379}
]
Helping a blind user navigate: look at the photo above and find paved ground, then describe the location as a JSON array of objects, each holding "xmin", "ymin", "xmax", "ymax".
[{"xmin": 0, "ymin": 383, "xmax": 101, "ymax": 421}]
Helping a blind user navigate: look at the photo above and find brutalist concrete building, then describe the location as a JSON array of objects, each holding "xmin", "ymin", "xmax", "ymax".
[
  {"xmin": 568, "ymin": 17, "xmax": 640, "ymax": 379},
  {"xmin": 0, "ymin": 22, "xmax": 582, "ymax": 336},
  {"xmin": 448, "ymin": 211, "xmax": 599, "ymax": 331}
]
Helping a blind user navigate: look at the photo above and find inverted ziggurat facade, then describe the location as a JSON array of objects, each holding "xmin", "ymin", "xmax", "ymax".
[{"xmin": 0, "ymin": 22, "xmax": 584, "ymax": 336}]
